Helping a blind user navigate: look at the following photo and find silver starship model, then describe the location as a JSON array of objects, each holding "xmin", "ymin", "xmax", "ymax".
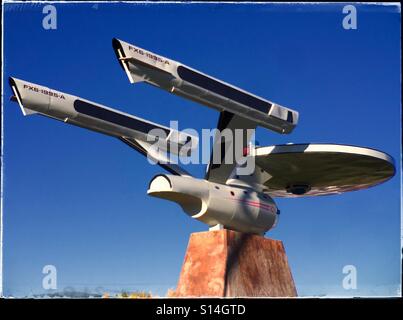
[{"xmin": 9, "ymin": 39, "xmax": 395, "ymax": 235}]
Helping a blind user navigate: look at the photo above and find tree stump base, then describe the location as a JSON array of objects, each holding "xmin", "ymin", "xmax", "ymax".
[{"xmin": 174, "ymin": 229, "xmax": 297, "ymax": 297}]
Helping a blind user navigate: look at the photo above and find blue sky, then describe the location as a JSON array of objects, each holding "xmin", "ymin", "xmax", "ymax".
[{"xmin": 2, "ymin": 3, "xmax": 401, "ymax": 297}]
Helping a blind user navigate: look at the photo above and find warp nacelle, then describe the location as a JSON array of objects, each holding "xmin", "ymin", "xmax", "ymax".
[
  {"xmin": 148, "ymin": 174, "xmax": 279, "ymax": 234},
  {"xmin": 9, "ymin": 77, "xmax": 197, "ymax": 157},
  {"xmin": 112, "ymin": 38, "xmax": 299, "ymax": 134}
]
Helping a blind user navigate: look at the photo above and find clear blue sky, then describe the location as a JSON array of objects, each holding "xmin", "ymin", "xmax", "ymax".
[{"xmin": 2, "ymin": 3, "xmax": 401, "ymax": 297}]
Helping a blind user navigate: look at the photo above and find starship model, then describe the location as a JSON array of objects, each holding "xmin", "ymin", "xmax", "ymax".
[{"xmin": 9, "ymin": 39, "xmax": 395, "ymax": 235}]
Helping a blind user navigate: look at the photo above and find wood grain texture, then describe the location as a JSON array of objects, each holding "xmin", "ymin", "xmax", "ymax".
[{"xmin": 175, "ymin": 229, "xmax": 297, "ymax": 297}]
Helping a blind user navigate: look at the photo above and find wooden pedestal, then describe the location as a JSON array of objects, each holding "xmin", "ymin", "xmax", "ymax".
[{"xmin": 174, "ymin": 229, "xmax": 297, "ymax": 297}]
